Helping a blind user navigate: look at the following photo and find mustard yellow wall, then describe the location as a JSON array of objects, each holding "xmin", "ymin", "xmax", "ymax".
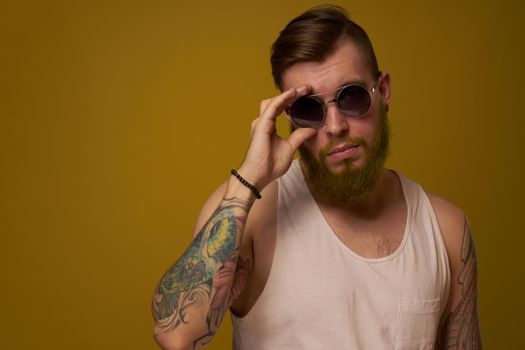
[{"xmin": 1, "ymin": 0, "xmax": 523, "ymax": 349}]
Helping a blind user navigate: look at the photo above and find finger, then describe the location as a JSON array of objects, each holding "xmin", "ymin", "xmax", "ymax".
[
  {"xmin": 261, "ymin": 85, "xmax": 311, "ymax": 121},
  {"xmin": 264, "ymin": 86, "xmax": 309, "ymax": 116},
  {"xmin": 259, "ymin": 99, "xmax": 272, "ymax": 114},
  {"xmin": 250, "ymin": 117, "xmax": 260, "ymax": 137},
  {"xmin": 259, "ymin": 90, "xmax": 295, "ymax": 118},
  {"xmin": 287, "ymin": 127, "xmax": 317, "ymax": 153}
]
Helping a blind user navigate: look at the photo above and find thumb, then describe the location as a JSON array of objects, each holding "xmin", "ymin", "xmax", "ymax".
[{"xmin": 287, "ymin": 127, "xmax": 317, "ymax": 153}]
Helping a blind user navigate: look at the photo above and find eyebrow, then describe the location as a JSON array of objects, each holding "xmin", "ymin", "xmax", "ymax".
[{"xmin": 309, "ymin": 79, "xmax": 368, "ymax": 97}]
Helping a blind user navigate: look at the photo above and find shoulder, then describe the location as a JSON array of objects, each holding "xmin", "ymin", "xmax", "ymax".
[
  {"xmin": 425, "ymin": 191, "xmax": 469, "ymax": 267},
  {"xmin": 398, "ymin": 173, "xmax": 467, "ymax": 251},
  {"xmin": 426, "ymin": 192, "xmax": 466, "ymax": 238}
]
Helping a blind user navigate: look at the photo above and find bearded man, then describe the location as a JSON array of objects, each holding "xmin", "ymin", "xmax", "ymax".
[{"xmin": 152, "ymin": 5, "xmax": 482, "ymax": 350}]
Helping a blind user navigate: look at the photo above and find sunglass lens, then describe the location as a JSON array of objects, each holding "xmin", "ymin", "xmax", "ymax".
[
  {"xmin": 290, "ymin": 96, "xmax": 324, "ymax": 128},
  {"xmin": 338, "ymin": 85, "xmax": 371, "ymax": 116}
]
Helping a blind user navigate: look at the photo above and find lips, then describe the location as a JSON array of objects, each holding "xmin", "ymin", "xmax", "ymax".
[
  {"xmin": 327, "ymin": 144, "xmax": 359, "ymax": 156},
  {"xmin": 325, "ymin": 143, "xmax": 360, "ymax": 161}
]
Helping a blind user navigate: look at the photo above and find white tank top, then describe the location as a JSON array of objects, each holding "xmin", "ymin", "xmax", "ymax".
[{"xmin": 231, "ymin": 160, "xmax": 450, "ymax": 350}]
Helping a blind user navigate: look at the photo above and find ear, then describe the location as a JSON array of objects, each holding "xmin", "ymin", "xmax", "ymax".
[{"xmin": 377, "ymin": 72, "xmax": 391, "ymax": 107}]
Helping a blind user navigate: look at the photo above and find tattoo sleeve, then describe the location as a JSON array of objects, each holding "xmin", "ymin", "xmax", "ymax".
[
  {"xmin": 152, "ymin": 196, "xmax": 251, "ymax": 349},
  {"xmin": 436, "ymin": 218, "xmax": 482, "ymax": 349}
]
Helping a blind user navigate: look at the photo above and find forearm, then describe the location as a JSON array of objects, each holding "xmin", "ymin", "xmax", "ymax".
[{"xmin": 152, "ymin": 179, "xmax": 255, "ymax": 350}]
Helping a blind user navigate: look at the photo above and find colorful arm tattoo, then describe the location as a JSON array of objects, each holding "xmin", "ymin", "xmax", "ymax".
[
  {"xmin": 152, "ymin": 197, "xmax": 251, "ymax": 348},
  {"xmin": 436, "ymin": 218, "xmax": 482, "ymax": 349}
]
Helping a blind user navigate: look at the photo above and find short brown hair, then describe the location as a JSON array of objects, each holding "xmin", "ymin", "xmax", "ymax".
[{"xmin": 271, "ymin": 5, "xmax": 379, "ymax": 89}]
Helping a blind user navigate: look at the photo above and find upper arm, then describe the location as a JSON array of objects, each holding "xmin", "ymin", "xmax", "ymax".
[{"xmin": 428, "ymin": 193, "xmax": 482, "ymax": 348}]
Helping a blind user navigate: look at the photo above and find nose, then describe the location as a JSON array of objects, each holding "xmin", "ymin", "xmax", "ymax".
[{"xmin": 323, "ymin": 101, "xmax": 349, "ymax": 136}]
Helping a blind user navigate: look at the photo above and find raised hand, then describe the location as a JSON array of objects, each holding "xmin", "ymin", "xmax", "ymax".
[{"xmin": 238, "ymin": 85, "xmax": 317, "ymax": 190}]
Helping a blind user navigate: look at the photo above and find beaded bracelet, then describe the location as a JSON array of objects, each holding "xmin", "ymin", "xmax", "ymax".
[{"xmin": 230, "ymin": 169, "xmax": 262, "ymax": 199}]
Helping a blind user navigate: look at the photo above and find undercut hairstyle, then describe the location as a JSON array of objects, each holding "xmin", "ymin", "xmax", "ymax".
[{"xmin": 271, "ymin": 5, "xmax": 379, "ymax": 90}]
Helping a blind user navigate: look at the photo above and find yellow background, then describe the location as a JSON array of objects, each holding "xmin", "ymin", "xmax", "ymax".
[{"xmin": 1, "ymin": 0, "xmax": 523, "ymax": 349}]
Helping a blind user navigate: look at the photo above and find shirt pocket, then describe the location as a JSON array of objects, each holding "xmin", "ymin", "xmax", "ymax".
[{"xmin": 396, "ymin": 297, "xmax": 441, "ymax": 350}]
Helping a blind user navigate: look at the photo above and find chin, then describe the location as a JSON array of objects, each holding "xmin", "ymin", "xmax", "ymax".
[{"xmin": 325, "ymin": 157, "xmax": 363, "ymax": 174}]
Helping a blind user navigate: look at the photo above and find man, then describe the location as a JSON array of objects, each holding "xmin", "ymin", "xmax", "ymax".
[{"xmin": 152, "ymin": 5, "xmax": 481, "ymax": 350}]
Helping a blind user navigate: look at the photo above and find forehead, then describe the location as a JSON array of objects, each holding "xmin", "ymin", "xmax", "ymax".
[{"xmin": 281, "ymin": 41, "xmax": 370, "ymax": 93}]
